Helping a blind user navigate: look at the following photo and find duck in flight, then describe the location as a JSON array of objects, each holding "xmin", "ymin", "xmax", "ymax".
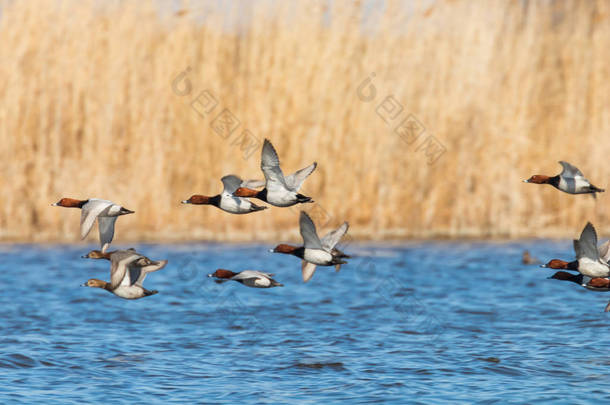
[
  {"xmin": 524, "ymin": 161, "xmax": 604, "ymax": 197},
  {"xmin": 547, "ymin": 271, "xmax": 610, "ymax": 312},
  {"xmin": 541, "ymin": 223, "xmax": 610, "ymax": 277},
  {"xmin": 233, "ymin": 139, "xmax": 316, "ymax": 207},
  {"xmin": 540, "ymin": 239, "xmax": 610, "ymax": 271},
  {"xmin": 81, "ymin": 249, "xmax": 167, "ymax": 299},
  {"xmin": 208, "ymin": 269, "xmax": 283, "ymax": 288},
  {"xmin": 182, "ymin": 175, "xmax": 267, "ymax": 214},
  {"xmin": 270, "ymin": 211, "xmax": 350, "ymax": 282},
  {"xmin": 52, "ymin": 198, "xmax": 134, "ymax": 252},
  {"xmin": 548, "ymin": 271, "xmax": 610, "ymax": 291},
  {"xmin": 570, "ymin": 222, "xmax": 610, "ymax": 278}
]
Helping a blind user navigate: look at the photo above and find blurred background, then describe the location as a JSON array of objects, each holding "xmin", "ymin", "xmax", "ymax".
[{"xmin": 0, "ymin": 0, "xmax": 609, "ymax": 243}]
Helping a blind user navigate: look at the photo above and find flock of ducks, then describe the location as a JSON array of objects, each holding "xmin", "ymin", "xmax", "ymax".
[
  {"xmin": 52, "ymin": 139, "xmax": 350, "ymax": 299},
  {"xmin": 524, "ymin": 161, "xmax": 610, "ymax": 311},
  {"xmin": 51, "ymin": 151, "xmax": 608, "ymax": 309}
]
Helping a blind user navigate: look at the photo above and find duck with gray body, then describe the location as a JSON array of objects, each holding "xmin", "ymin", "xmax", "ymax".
[
  {"xmin": 81, "ymin": 249, "xmax": 168, "ymax": 299},
  {"xmin": 524, "ymin": 161, "xmax": 604, "ymax": 197},
  {"xmin": 270, "ymin": 211, "xmax": 350, "ymax": 282},
  {"xmin": 232, "ymin": 139, "xmax": 317, "ymax": 207},
  {"xmin": 181, "ymin": 174, "xmax": 267, "ymax": 214},
  {"xmin": 572, "ymin": 222, "xmax": 610, "ymax": 278},
  {"xmin": 52, "ymin": 197, "xmax": 134, "ymax": 253},
  {"xmin": 208, "ymin": 269, "xmax": 283, "ymax": 288}
]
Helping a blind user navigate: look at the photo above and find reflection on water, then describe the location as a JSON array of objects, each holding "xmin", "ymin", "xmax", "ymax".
[{"xmin": 1, "ymin": 241, "xmax": 609, "ymax": 402}]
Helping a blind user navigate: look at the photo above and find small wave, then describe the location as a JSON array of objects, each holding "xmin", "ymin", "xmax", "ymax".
[
  {"xmin": 0, "ymin": 354, "xmax": 36, "ymax": 369},
  {"xmin": 291, "ymin": 362, "xmax": 345, "ymax": 370}
]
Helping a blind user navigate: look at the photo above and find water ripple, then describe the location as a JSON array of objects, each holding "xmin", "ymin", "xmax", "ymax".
[{"xmin": 0, "ymin": 242, "xmax": 609, "ymax": 402}]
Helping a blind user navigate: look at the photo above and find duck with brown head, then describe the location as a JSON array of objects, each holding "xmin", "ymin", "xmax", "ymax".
[
  {"xmin": 548, "ymin": 271, "xmax": 610, "ymax": 293},
  {"xmin": 571, "ymin": 222, "xmax": 610, "ymax": 278},
  {"xmin": 208, "ymin": 269, "xmax": 283, "ymax": 288},
  {"xmin": 524, "ymin": 161, "xmax": 604, "ymax": 196},
  {"xmin": 81, "ymin": 250, "xmax": 112, "ymax": 260},
  {"xmin": 270, "ymin": 212, "xmax": 350, "ymax": 282},
  {"xmin": 232, "ymin": 139, "xmax": 316, "ymax": 207},
  {"xmin": 182, "ymin": 175, "xmax": 267, "ymax": 214},
  {"xmin": 52, "ymin": 197, "xmax": 134, "ymax": 253},
  {"xmin": 81, "ymin": 249, "xmax": 167, "ymax": 299},
  {"xmin": 540, "ymin": 259, "xmax": 579, "ymax": 271}
]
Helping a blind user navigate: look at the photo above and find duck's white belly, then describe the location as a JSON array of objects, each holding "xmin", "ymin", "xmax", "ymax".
[
  {"xmin": 266, "ymin": 190, "xmax": 296, "ymax": 207},
  {"xmin": 303, "ymin": 249, "xmax": 333, "ymax": 265},
  {"xmin": 573, "ymin": 177, "xmax": 592, "ymax": 193},
  {"xmin": 559, "ymin": 176, "xmax": 591, "ymax": 194},
  {"xmin": 578, "ymin": 258, "xmax": 610, "ymax": 278},
  {"xmin": 220, "ymin": 196, "xmax": 253, "ymax": 214},
  {"xmin": 242, "ymin": 277, "xmax": 271, "ymax": 288},
  {"xmin": 112, "ymin": 285, "xmax": 145, "ymax": 299}
]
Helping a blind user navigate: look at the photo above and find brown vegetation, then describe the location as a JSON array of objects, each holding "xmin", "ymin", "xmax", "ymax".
[{"xmin": 0, "ymin": 0, "xmax": 609, "ymax": 243}]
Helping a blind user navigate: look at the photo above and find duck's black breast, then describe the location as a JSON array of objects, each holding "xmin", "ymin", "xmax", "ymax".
[
  {"xmin": 293, "ymin": 246, "xmax": 305, "ymax": 259},
  {"xmin": 257, "ymin": 188, "xmax": 268, "ymax": 201},
  {"xmin": 209, "ymin": 194, "xmax": 222, "ymax": 207},
  {"xmin": 549, "ymin": 175, "xmax": 561, "ymax": 189}
]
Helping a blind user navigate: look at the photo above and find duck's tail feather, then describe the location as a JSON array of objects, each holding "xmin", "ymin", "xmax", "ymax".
[
  {"xmin": 296, "ymin": 194, "xmax": 313, "ymax": 204},
  {"xmin": 332, "ymin": 248, "xmax": 351, "ymax": 259},
  {"xmin": 250, "ymin": 203, "xmax": 267, "ymax": 212},
  {"xmin": 590, "ymin": 185, "xmax": 604, "ymax": 198},
  {"xmin": 592, "ymin": 185, "xmax": 605, "ymax": 192}
]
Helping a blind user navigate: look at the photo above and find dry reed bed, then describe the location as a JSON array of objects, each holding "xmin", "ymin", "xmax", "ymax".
[{"xmin": 0, "ymin": 0, "xmax": 609, "ymax": 243}]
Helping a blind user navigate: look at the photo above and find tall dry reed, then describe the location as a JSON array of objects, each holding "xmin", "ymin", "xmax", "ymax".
[{"xmin": 0, "ymin": 0, "xmax": 609, "ymax": 244}]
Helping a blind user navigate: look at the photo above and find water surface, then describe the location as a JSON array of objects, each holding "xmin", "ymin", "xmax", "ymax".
[{"xmin": 1, "ymin": 241, "xmax": 609, "ymax": 403}]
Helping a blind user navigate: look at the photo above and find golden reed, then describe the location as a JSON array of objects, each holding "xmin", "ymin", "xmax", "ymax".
[{"xmin": 0, "ymin": 0, "xmax": 609, "ymax": 243}]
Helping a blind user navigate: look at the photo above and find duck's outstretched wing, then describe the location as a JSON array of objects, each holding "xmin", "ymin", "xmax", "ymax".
[
  {"xmin": 599, "ymin": 240, "xmax": 610, "ymax": 263},
  {"xmin": 261, "ymin": 139, "xmax": 288, "ymax": 192},
  {"xmin": 230, "ymin": 270, "xmax": 278, "ymax": 287},
  {"xmin": 241, "ymin": 179, "xmax": 265, "ymax": 189},
  {"xmin": 98, "ymin": 217, "xmax": 117, "ymax": 253},
  {"xmin": 221, "ymin": 175, "xmax": 244, "ymax": 195},
  {"xmin": 131, "ymin": 258, "xmax": 168, "ymax": 287},
  {"xmin": 573, "ymin": 222, "xmax": 599, "ymax": 260},
  {"xmin": 110, "ymin": 251, "xmax": 143, "ymax": 289},
  {"xmin": 232, "ymin": 270, "xmax": 275, "ymax": 279},
  {"xmin": 299, "ymin": 211, "xmax": 323, "ymax": 249},
  {"xmin": 559, "ymin": 161, "xmax": 585, "ymax": 179},
  {"xmin": 301, "ymin": 261, "xmax": 317, "ymax": 282},
  {"xmin": 79, "ymin": 199, "xmax": 112, "ymax": 239},
  {"xmin": 321, "ymin": 222, "xmax": 349, "ymax": 251},
  {"xmin": 285, "ymin": 162, "xmax": 317, "ymax": 191},
  {"xmin": 222, "ymin": 175, "xmax": 265, "ymax": 197}
]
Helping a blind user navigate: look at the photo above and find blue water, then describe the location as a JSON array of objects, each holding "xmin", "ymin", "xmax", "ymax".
[{"xmin": 1, "ymin": 241, "xmax": 609, "ymax": 403}]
